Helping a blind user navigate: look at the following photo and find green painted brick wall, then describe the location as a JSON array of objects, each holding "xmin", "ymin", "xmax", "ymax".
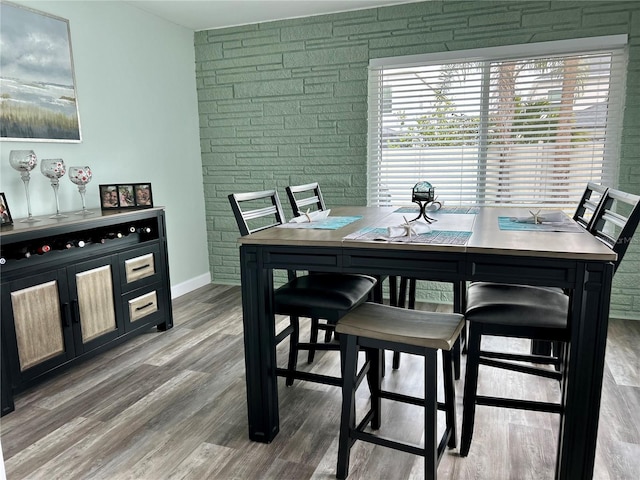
[{"xmin": 195, "ymin": 0, "xmax": 640, "ymax": 320}]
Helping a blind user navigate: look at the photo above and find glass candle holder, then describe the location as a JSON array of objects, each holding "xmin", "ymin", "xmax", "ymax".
[
  {"xmin": 41, "ymin": 158, "xmax": 67, "ymax": 218},
  {"xmin": 9, "ymin": 150, "xmax": 40, "ymax": 223},
  {"xmin": 68, "ymin": 166, "xmax": 93, "ymax": 215}
]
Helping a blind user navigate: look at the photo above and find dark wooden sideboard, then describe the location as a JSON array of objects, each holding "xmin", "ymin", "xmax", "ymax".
[{"xmin": 0, "ymin": 207, "xmax": 173, "ymax": 415}]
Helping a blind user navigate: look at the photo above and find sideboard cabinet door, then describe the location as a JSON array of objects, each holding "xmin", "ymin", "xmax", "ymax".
[
  {"xmin": 67, "ymin": 256, "xmax": 124, "ymax": 354},
  {"xmin": 1, "ymin": 270, "xmax": 75, "ymax": 385}
]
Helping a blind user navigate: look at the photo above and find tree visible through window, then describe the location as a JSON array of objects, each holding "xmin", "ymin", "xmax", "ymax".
[{"xmin": 368, "ymin": 38, "xmax": 626, "ymax": 208}]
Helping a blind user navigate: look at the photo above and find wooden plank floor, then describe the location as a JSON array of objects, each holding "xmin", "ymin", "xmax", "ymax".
[{"xmin": 2, "ymin": 284, "xmax": 639, "ymax": 479}]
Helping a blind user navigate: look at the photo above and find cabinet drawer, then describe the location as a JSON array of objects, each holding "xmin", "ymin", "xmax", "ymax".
[
  {"xmin": 122, "ymin": 286, "xmax": 167, "ymax": 332},
  {"xmin": 128, "ymin": 290, "xmax": 158, "ymax": 323},
  {"xmin": 119, "ymin": 244, "xmax": 161, "ymax": 291},
  {"xmin": 125, "ymin": 253, "xmax": 155, "ymax": 283}
]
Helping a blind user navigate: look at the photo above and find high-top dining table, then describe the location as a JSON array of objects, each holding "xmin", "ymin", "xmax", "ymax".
[{"xmin": 235, "ymin": 206, "xmax": 616, "ymax": 480}]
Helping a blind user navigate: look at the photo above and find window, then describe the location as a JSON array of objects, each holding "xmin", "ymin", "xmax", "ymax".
[{"xmin": 368, "ymin": 36, "xmax": 628, "ymax": 208}]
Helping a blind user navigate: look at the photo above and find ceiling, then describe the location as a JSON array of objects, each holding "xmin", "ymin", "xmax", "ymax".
[{"xmin": 124, "ymin": 0, "xmax": 419, "ymax": 31}]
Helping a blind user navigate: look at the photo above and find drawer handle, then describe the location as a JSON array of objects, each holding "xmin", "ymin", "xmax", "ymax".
[
  {"xmin": 132, "ymin": 263, "xmax": 151, "ymax": 272},
  {"xmin": 135, "ymin": 301, "xmax": 155, "ymax": 311}
]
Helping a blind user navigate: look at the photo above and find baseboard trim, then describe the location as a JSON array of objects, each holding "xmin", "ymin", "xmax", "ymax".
[
  {"xmin": 171, "ymin": 272, "xmax": 211, "ymax": 299},
  {"xmin": 609, "ymin": 310, "xmax": 640, "ymax": 322}
]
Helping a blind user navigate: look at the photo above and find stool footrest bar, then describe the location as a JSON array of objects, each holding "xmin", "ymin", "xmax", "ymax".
[{"xmin": 275, "ymin": 368, "xmax": 341, "ymax": 386}]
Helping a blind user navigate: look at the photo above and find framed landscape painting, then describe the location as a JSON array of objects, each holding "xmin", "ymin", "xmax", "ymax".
[{"xmin": 0, "ymin": 1, "xmax": 82, "ymax": 142}]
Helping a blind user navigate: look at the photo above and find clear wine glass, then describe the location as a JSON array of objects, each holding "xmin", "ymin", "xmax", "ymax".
[
  {"xmin": 41, "ymin": 159, "xmax": 67, "ymax": 218},
  {"xmin": 68, "ymin": 166, "xmax": 93, "ymax": 215},
  {"xmin": 9, "ymin": 150, "xmax": 40, "ymax": 223}
]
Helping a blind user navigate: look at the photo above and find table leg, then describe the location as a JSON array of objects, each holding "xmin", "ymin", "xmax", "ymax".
[
  {"xmin": 556, "ymin": 261, "xmax": 614, "ymax": 479},
  {"xmin": 240, "ymin": 245, "xmax": 280, "ymax": 443},
  {"xmin": 453, "ymin": 280, "xmax": 466, "ymax": 377}
]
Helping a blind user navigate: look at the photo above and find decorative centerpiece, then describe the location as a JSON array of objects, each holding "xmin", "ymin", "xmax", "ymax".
[
  {"xmin": 9, "ymin": 150, "xmax": 40, "ymax": 223},
  {"xmin": 410, "ymin": 181, "xmax": 442, "ymax": 223},
  {"xmin": 68, "ymin": 166, "xmax": 93, "ymax": 215},
  {"xmin": 41, "ymin": 159, "xmax": 67, "ymax": 218}
]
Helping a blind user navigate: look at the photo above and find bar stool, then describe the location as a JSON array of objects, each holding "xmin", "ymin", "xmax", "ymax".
[
  {"xmin": 285, "ymin": 181, "xmax": 391, "ymax": 357},
  {"xmin": 335, "ymin": 302, "xmax": 465, "ymax": 480},
  {"xmin": 460, "ymin": 187, "xmax": 640, "ymax": 458},
  {"xmin": 229, "ymin": 189, "xmax": 377, "ymax": 387}
]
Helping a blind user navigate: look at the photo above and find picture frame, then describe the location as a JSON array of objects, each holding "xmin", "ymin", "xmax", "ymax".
[
  {"xmin": 0, "ymin": 1, "xmax": 82, "ymax": 142},
  {"xmin": 134, "ymin": 184, "xmax": 153, "ymax": 207},
  {"xmin": 99, "ymin": 185, "xmax": 118, "ymax": 209},
  {"xmin": 118, "ymin": 185, "xmax": 135, "ymax": 207},
  {"xmin": 99, "ymin": 184, "xmax": 153, "ymax": 210},
  {"xmin": 1, "ymin": 192, "xmax": 13, "ymax": 226}
]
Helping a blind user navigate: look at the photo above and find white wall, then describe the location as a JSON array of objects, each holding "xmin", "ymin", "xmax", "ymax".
[{"xmin": 0, "ymin": 1, "xmax": 210, "ymax": 295}]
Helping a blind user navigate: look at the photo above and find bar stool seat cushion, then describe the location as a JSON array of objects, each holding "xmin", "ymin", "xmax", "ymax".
[
  {"xmin": 336, "ymin": 302, "xmax": 464, "ymax": 351},
  {"xmin": 465, "ymin": 282, "xmax": 568, "ymax": 329},
  {"xmin": 275, "ymin": 274, "xmax": 377, "ymax": 323}
]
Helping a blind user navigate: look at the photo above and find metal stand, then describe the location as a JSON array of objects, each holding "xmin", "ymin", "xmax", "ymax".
[{"xmin": 409, "ymin": 200, "xmax": 441, "ymax": 223}]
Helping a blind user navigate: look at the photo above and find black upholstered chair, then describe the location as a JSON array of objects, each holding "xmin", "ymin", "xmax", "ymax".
[
  {"xmin": 285, "ymin": 182, "xmax": 340, "ymax": 359},
  {"xmin": 229, "ymin": 189, "xmax": 377, "ymax": 387},
  {"xmin": 285, "ymin": 182, "xmax": 391, "ymax": 360},
  {"xmin": 531, "ymin": 181, "xmax": 609, "ymax": 357},
  {"xmin": 335, "ymin": 302, "xmax": 464, "ymax": 480},
  {"xmin": 460, "ymin": 187, "xmax": 640, "ymax": 457}
]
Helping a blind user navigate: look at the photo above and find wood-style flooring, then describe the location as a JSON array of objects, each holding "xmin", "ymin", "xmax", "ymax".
[{"xmin": 2, "ymin": 284, "xmax": 639, "ymax": 479}]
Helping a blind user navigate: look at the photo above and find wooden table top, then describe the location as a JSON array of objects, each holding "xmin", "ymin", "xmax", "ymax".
[{"xmin": 236, "ymin": 205, "xmax": 617, "ymax": 262}]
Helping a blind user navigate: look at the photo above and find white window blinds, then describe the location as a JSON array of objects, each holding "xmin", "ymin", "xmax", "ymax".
[{"xmin": 368, "ymin": 36, "xmax": 628, "ymax": 208}]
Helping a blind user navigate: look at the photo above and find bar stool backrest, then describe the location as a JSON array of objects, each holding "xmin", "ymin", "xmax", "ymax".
[
  {"xmin": 285, "ymin": 182, "xmax": 326, "ymax": 217},
  {"xmin": 228, "ymin": 189, "xmax": 287, "ymax": 236},
  {"xmin": 590, "ymin": 188, "xmax": 640, "ymax": 272},
  {"xmin": 573, "ymin": 182, "xmax": 608, "ymax": 230}
]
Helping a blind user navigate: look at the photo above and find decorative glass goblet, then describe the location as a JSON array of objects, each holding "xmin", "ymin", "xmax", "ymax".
[
  {"xmin": 68, "ymin": 166, "xmax": 93, "ymax": 215},
  {"xmin": 41, "ymin": 159, "xmax": 67, "ymax": 219},
  {"xmin": 9, "ymin": 150, "xmax": 40, "ymax": 223}
]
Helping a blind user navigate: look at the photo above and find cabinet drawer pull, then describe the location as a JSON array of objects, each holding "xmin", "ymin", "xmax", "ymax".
[
  {"xmin": 132, "ymin": 264, "xmax": 151, "ymax": 272},
  {"xmin": 136, "ymin": 301, "xmax": 154, "ymax": 311}
]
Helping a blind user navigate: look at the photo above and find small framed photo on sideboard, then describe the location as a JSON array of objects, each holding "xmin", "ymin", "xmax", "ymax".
[
  {"xmin": 100, "ymin": 185, "xmax": 119, "ymax": 209},
  {"xmin": 99, "ymin": 184, "xmax": 153, "ymax": 211},
  {"xmin": 134, "ymin": 184, "xmax": 153, "ymax": 206},
  {"xmin": 1, "ymin": 192, "xmax": 13, "ymax": 226},
  {"xmin": 118, "ymin": 185, "xmax": 135, "ymax": 207}
]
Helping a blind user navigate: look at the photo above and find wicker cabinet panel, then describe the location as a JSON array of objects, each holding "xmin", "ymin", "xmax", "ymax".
[
  {"xmin": 76, "ymin": 265, "xmax": 117, "ymax": 343},
  {"xmin": 10, "ymin": 281, "xmax": 65, "ymax": 371}
]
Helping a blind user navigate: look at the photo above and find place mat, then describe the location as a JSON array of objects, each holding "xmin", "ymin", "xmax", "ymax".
[
  {"xmin": 344, "ymin": 227, "xmax": 472, "ymax": 245},
  {"xmin": 498, "ymin": 216, "xmax": 583, "ymax": 233},
  {"xmin": 394, "ymin": 206, "xmax": 479, "ymax": 215},
  {"xmin": 393, "ymin": 213, "xmax": 477, "ymax": 233},
  {"xmin": 277, "ymin": 216, "xmax": 363, "ymax": 230}
]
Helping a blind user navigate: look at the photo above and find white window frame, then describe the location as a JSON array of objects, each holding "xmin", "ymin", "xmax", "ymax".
[{"xmin": 368, "ymin": 35, "xmax": 628, "ymax": 208}]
